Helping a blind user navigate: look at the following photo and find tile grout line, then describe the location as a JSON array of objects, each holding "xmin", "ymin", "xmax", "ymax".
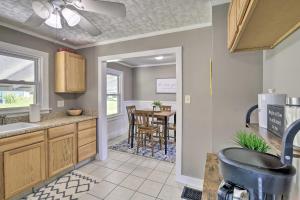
[{"xmin": 82, "ymin": 150, "xmax": 177, "ymax": 200}]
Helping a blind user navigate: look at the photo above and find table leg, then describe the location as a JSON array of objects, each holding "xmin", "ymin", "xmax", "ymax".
[
  {"xmin": 131, "ymin": 113, "xmax": 135, "ymax": 148},
  {"xmin": 164, "ymin": 116, "xmax": 168, "ymax": 154},
  {"xmin": 174, "ymin": 113, "xmax": 176, "ymax": 142},
  {"xmin": 174, "ymin": 113, "xmax": 176, "ymax": 125}
]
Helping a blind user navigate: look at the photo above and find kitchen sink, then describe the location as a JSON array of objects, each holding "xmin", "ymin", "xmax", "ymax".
[
  {"xmin": 218, "ymin": 147, "xmax": 296, "ymax": 197},
  {"xmin": 0, "ymin": 122, "xmax": 40, "ymax": 134}
]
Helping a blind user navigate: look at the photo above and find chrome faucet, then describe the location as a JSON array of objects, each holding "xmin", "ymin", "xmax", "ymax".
[{"xmin": 0, "ymin": 114, "xmax": 7, "ymax": 125}]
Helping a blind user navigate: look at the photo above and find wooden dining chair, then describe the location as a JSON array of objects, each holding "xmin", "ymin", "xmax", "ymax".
[
  {"xmin": 160, "ymin": 105, "xmax": 176, "ymax": 142},
  {"xmin": 135, "ymin": 110, "xmax": 164, "ymax": 156},
  {"xmin": 160, "ymin": 105, "xmax": 171, "ymax": 111},
  {"xmin": 126, "ymin": 105, "xmax": 136, "ymax": 144},
  {"xmin": 152, "ymin": 105, "xmax": 171, "ymax": 125}
]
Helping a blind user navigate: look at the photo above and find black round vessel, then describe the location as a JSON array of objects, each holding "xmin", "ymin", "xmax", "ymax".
[{"xmin": 218, "ymin": 147, "xmax": 296, "ymax": 198}]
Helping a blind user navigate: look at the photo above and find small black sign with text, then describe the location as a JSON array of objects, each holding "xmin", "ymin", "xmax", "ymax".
[{"xmin": 267, "ymin": 104, "xmax": 285, "ymax": 137}]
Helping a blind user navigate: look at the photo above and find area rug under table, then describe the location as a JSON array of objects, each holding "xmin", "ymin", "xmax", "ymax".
[
  {"xmin": 109, "ymin": 139, "xmax": 176, "ymax": 163},
  {"xmin": 24, "ymin": 170, "xmax": 99, "ymax": 200}
]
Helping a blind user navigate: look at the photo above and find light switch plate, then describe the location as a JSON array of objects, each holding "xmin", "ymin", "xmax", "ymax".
[
  {"xmin": 185, "ymin": 95, "xmax": 191, "ymax": 104},
  {"xmin": 57, "ymin": 100, "xmax": 64, "ymax": 108}
]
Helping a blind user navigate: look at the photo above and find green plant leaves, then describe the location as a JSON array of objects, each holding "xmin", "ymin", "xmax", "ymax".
[
  {"xmin": 152, "ymin": 100, "xmax": 162, "ymax": 107},
  {"xmin": 234, "ymin": 130, "xmax": 270, "ymax": 153}
]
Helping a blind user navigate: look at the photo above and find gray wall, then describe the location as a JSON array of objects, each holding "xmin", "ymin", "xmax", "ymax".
[
  {"xmin": 107, "ymin": 62, "xmax": 133, "ymax": 101},
  {"xmin": 78, "ymin": 25, "xmax": 213, "ymax": 179},
  {"xmin": 0, "ymin": 25, "xmax": 78, "ymax": 112},
  {"xmin": 0, "ymin": 4, "xmax": 263, "ymax": 179},
  {"xmin": 211, "ymin": 5, "xmax": 263, "ymax": 152},
  {"xmin": 263, "ymin": 28, "xmax": 300, "ymax": 96},
  {"xmin": 133, "ymin": 65, "xmax": 176, "ymax": 101},
  {"xmin": 107, "ymin": 63, "xmax": 176, "ymax": 101},
  {"xmin": 262, "ymin": 17, "xmax": 300, "ymax": 199},
  {"xmin": 77, "ymin": 4, "xmax": 263, "ymax": 179}
]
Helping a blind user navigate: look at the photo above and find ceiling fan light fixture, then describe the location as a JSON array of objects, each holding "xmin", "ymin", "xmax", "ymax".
[
  {"xmin": 32, "ymin": 0, "xmax": 53, "ymax": 19},
  {"xmin": 62, "ymin": 8, "xmax": 81, "ymax": 27},
  {"xmin": 45, "ymin": 12, "xmax": 62, "ymax": 29}
]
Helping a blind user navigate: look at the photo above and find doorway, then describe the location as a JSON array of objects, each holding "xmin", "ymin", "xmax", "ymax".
[{"xmin": 97, "ymin": 47, "xmax": 182, "ymax": 180}]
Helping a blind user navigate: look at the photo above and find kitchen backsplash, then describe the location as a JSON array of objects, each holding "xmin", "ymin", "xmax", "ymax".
[{"xmin": 3, "ymin": 109, "xmax": 98, "ymax": 124}]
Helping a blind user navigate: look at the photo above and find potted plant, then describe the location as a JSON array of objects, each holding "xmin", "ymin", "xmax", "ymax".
[
  {"xmin": 234, "ymin": 130, "xmax": 270, "ymax": 153},
  {"xmin": 152, "ymin": 100, "xmax": 162, "ymax": 112}
]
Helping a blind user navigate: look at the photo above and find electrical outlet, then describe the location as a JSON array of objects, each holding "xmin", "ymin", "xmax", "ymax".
[
  {"xmin": 185, "ymin": 95, "xmax": 191, "ymax": 104},
  {"xmin": 57, "ymin": 100, "xmax": 64, "ymax": 108}
]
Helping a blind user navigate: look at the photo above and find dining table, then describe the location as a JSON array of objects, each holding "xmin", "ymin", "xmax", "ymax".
[{"xmin": 130, "ymin": 110, "xmax": 176, "ymax": 155}]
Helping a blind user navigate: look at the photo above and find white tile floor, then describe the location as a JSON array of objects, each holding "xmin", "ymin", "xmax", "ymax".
[{"xmin": 77, "ymin": 149, "xmax": 184, "ymax": 200}]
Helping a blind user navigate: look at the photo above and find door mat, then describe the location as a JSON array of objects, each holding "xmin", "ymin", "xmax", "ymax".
[
  {"xmin": 24, "ymin": 170, "xmax": 100, "ymax": 200},
  {"xmin": 181, "ymin": 186, "xmax": 202, "ymax": 200}
]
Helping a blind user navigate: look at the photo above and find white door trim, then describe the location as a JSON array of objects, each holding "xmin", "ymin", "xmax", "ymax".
[{"xmin": 97, "ymin": 47, "xmax": 185, "ymax": 184}]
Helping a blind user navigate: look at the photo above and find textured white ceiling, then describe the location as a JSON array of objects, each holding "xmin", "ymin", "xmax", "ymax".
[
  {"xmin": 0, "ymin": 0, "xmax": 212, "ymax": 47},
  {"xmin": 116, "ymin": 53, "xmax": 176, "ymax": 67}
]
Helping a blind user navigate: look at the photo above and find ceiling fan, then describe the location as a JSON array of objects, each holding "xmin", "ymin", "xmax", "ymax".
[{"xmin": 26, "ymin": 0, "xmax": 126, "ymax": 36}]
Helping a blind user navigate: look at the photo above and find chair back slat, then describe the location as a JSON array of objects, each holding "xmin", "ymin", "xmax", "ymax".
[
  {"xmin": 134, "ymin": 110, "xmax": 154, "ymax": 127},
  {"xmin": 126, "ymin": 105, "xmax": 136, "ymax": 122}
]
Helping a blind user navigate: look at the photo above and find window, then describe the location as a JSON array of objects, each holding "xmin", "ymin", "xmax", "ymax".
[
  {"xmin": 0, "ymin": 41, "xmax": 49, "ymax": 114},
  {"xmin": 0, "ymin": 53, "xmax": 37, "ymax": 109},
  {"xmin": 106, "ymin": 68, "xmax": 122, "ymax": 116}
]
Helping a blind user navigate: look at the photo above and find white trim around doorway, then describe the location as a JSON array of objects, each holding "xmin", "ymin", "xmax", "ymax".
[{"xmin": 97, "ymin": 47, "xmax": 191, "ymax": 186}]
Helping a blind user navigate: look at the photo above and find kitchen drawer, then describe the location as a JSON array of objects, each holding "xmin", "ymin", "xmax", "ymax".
[
  {"xmin": 78, "ymin": 141, "xmax": 96, "ymax": 162},
  {"xmin": 0, "ymin": 131, "xmax": 45, "ymax": 152},
  {"xmin": 48, "ymin": 124, "xmax": 75, "ymax": 139},
  {"xmin": 78, "ymin": 128, "xmax": 96, "ymax": 147},
  {"xmin": 78, "ymin": 119, "xmax": 96, "ymax": 131}
]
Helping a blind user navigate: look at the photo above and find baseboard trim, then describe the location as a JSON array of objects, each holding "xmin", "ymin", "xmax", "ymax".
[{"xmin": 176, "ymin": 175, "xmax": 204, "ymax": 191}]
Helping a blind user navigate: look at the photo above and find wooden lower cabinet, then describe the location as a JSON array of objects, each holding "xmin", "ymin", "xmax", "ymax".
[
  {"xmin": 77, "ymin": 119, "xmax": 97, "ymax": 162},
  {"xmin": 4, "ymin": 142, "xmax": 46, "ymax": 199},
  {"xmin": 0, "ymin": 131, "xmax": 46, "ymax": 200},
  {"xmin": 0, "ymin": 119, "xmax": 97, "ymax": 199},
  {"xmin": 78, "ymin": 141, "xmax": 97, "ymax": 162},
  {"xmin": 48, "ymin": 133, "xmax": 76, "ymax": 177},
  {"xmin": 78, "ymin": 127, "xmax": 96, "ymax": 147}
]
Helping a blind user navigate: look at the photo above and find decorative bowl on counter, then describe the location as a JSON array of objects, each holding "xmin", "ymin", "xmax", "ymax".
[{"xmin": 67, "ymin": 109, "xmax": 83, "ymax": 116}]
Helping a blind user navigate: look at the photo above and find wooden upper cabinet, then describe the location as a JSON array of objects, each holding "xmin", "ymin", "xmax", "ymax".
[
  {"xmin": 228, "ymin": 0, "xmax": 300, "ymax": 52},
  {"xmin": 227, "ymin": 0, "xmax": 238, "ymax": 49},
  {"xmin": 55, "ymin": 51, "xmax": 86, "ymax": 93},
  {"xmin": 236, "ymin": 0, "xmax": 250, "ymax": 25}
]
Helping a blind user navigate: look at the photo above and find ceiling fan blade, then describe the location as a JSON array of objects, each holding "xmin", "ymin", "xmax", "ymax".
[
  {"xmin": 78, "ymin": 15, "xmax": 102, "ymax": 36},
  {"xmin": 25, "ymin": 13, "xmax": 46, "ymax": 27},
  {"xmin": 80, "ymin": 0, "xmax": 126, "ymax": 18}
]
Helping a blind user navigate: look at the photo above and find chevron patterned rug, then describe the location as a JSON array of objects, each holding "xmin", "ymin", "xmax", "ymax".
[{"xmin": 25, "ymin": 170, "xmax": 99, "ymax": 200}]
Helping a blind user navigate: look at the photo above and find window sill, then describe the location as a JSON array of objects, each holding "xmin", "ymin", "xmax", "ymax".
[
  {"xmin": 0, "ymin": 107, "xmax": 52, "ymax": 117},
  {"xmin": 107, "ymin": 113, "xmax": 124, "ymax": 121}
]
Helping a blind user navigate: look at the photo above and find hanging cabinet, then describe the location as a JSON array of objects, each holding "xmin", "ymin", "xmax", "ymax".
[
  {"xmin": 55, "ymin": 51, "xmax": 86, "ymax": 93},
  {"xmin": 228, "ymin": 0, "xmax": 300, "ymax": 52}
]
